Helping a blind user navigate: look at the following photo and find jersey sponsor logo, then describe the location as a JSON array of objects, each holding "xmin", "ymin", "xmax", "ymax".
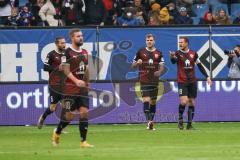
[
  {"xmin": 148, "ymin": 58, "xmax": 153, "ymax": 65},
  {"xmin": 184, "ymin": 59, "xmax": 192, "ymax": 69},
  {"xmin": 61, "ymin": 56, "xmax": 66, "ymax": 63}
]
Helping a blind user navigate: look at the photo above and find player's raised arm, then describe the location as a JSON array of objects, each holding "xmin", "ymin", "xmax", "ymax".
[
  {"xmin": 43, "ymin": 52, "xmax": 54, "ymax": 72},
  {"xmin": 169, "ymin": 51, "xmax": 178, "ymax": 64},
  {"xmin": 131, "ymin": 51, "xmax": 142, "ymax": 69}
]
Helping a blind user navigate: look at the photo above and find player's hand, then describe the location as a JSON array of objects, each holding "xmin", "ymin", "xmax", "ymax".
[
  {"xmin": 169, "ymin": 51, "xmax": 177, "ymax": 59},
  {"xmin": 154, "ymin": 71, "xmax": 161, "ymax": 77},
  {"xmin": 207, "ymin": 77, "xmax": 212, "ymax": 87},
  {"xmin": 58, "ymin": 64, "xmax": 63, "ymax": 71},
  {"xmin": 137, "ymin": 59, "xmax": 143, "ymax": 65},
  {"xmin": 75, "ymin": 80, "xmax": 86, "ymax": 88}
]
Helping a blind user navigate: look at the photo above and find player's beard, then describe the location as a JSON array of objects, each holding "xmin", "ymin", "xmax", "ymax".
[
  {"xmin": 58, "ymin": 47, "xmax": 65, "ymax": 52},
  {"xmin": 75, "ymin": 41, "xmax": 83, "ymax": 47}
]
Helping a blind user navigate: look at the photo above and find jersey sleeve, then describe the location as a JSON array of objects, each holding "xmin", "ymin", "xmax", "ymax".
[
  {"xmin": 82, "ymin": 50, "xmax": 88, "ymax": 65},
  {"xmin": 159, "ymin": 52, "xmax": 165, "ymax": 64},
  {"xmin": 43, "ymin": 52, "xmax": 54, "ymax": 72},
  {"xmin": 133, "ymin": 50, "xmax": 141, "ymax": 62},
  {"xmin": 63, "ymin": 49, "xmax": 70, "ymax": 63}
]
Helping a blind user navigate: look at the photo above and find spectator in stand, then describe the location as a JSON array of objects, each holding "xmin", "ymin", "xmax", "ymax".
[
  {"xmin": 37, "ymin": 0, "xmax": 46, "ymax": 8},
  {"xmin": 199, "ymin": 11, "xmax": 216, "ymax": 25},
  {"xmin": 0, "ymin": 0, "xmax": 18, "ymax": 25},
  {"xmin": 167, "ymin": 2, "xmax": 179, "ymax": 24},
  {"xmin": 147, "ymin": 2, "xmax": 161, "ymax": 26},
  {"xmin": 7, "ymin": 6, "xmax": 18, "ymax": 26},
  {"xmin": 148, "ymin": 12, "xmax": 160, "ymax": 25},
  {"xmin": 115, "ymin": 6, "xmax": 141, "ymax": 26},
  {"xmin": 102, "ymin": 0, "xmax": 117, "ymax": 25},
  {"xmin": 39, "ymin": 0, "xmax": 61, "ymax": 26},
  {"xmin": 176, "ymin": 0, "xmax": 207, "ymax": 17},
  {"xmin": 18, "ymin": 5, "xmax": 34, "ymax": 26},
  {"xmin": 214, "ymin": 8, "xmax": 231, "ymax": 25},
  {"xmin": 26, "ymin": 0, "xmax": 43, "ymax": 26},
  {"xmin": 62, "ymin": 0, "xmax": 85, "ymax": 26},
  {"xmin": 133, "ymin": 0, "xmax": 147, "ymax": 25},
  {"xmin": 51, "ymin": 0, "xmax": 63, "ymax": 25},
  {"xmin": 84, "ymin": 0, "xmax": 107, "ymax": 26},
  {"xmin": 174, "ymin": 6, "xmax": 193, "ymax": 24},
  {"xmin": 159, "ymin": 6, "xmax": 170, "ymax": 24},
  {"xmin": 233, "ymin": 12, "xmax": 240, "ymax": 24}
]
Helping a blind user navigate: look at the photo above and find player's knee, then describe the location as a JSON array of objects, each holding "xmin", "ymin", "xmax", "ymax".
[
  {"xmin": 143, "ymin": 97, "xmax": 150, "ymax": 103},
  {"xmin": 188, "ymin": 100, "xmax": 195, "ymax": 106},
  {"xmin": 79, "ymin": 107, "xmax": 88, "ymax": 119},
  {"xmin": 180, "ymin": 100, "xmax": 188, "ymax": 106},
  {"xmin": 65, "ymin": 112, "xmax": 74, "ymax": 121},
  {"xmin": 150, "ymin": 100, "xmax": 156, "ymax": 105},
  {"xmin": 80, "ymin": 112, "xmax": 88, "ymax": 119},
  {"xmin": 50, "ymin": 104, "xmax": 57, "ymax": 112}
]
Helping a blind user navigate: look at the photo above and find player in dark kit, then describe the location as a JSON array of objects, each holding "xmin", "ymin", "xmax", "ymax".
[
  {"xmin": 51, "ymin": 29, "xmax": 94, "ymax": 148},
  {"xmin": 37, "ymin": 37, "xmax": 66, "ymax": 129},
  {"xmin": 170, "ymin": 37, "xmax": 212, "ymax": 130},
  {"xmin": 132, "ymin": 34, "xmax": 165, "ymax": 130}
]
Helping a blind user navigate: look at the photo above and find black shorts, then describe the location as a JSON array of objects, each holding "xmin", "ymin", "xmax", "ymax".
[
  {"xmin": 62, "ymin": 93, "xmax": 89, "ymax": 112},
  {"xmin": 140, "ymin": 84, "xmax": 158, "ymax": 100},
  {"xmin": 49, "ymin": 88, "xmax": 62, "ymax": 104},
  {"xmin": 178, "ymin": 82, "xmax": 197, "ymax": 98}
]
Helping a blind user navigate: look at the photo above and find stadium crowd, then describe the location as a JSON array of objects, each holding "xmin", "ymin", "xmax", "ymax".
[{"xmin": 0, "ymin": 0, "xmax": 240, "ymax": 27}]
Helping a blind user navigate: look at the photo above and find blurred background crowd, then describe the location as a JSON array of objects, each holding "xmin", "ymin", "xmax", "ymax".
[{"xmin": 0, "ymin": 0, "xmax": 239, "ymax": 27}]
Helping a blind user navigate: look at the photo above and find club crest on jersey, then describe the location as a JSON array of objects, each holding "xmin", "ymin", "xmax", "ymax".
[
  {"xmin": 154, "ymin": 54, "xmax": 159, "ymax": 59},
  {"xmin": 190, "ymin": 53, "xmax": 194, "ymax": 59}
]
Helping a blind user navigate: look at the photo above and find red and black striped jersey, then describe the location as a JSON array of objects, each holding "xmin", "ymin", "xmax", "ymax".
[{"xmin": 134, "ymin": 47, "xmax": 164, "ymax": 84}]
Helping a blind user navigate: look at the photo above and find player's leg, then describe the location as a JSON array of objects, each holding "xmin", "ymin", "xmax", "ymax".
[
  {"xmin": 186, "ymin": 82, "xmax": 197, "ymax": 130},
  {"xmin": 37, "ymin": 89, "xmax": 60, "ymax": 129},
  {"xmin": 148, "ymin": 85, "xmax": 158, "ymax": 130},
  {"xmin": 187, "ymin": 98, "xmax": 195, "ymax": 130},
  {"xmin": 78, "ymin": 94, "xmax": 94, "ymax": 148},
  {"xmin": 141, "ymin": 84, "xmax": 151, "ymax": 123},
  {"xmin": 52, "ymin": 98, "xmax": 75, "ymax": 146},
  {"xmin": 178, "ymin": 83, "xmax": 189, "ymax": 130}
]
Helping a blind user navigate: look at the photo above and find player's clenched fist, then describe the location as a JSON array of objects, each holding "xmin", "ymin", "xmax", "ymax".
[
  {"xmin": 169, "ymin": 51, "xmax": 177, "ymax": 59},
  {"xmin": 137, "ymin": 59, "xmax": 143, "ymax": 65}
]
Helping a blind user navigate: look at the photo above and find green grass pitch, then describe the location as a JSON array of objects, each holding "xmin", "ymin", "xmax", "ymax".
[{"xmin": 0, "ymin": 123, "xmax": 240, "ymax": 160}]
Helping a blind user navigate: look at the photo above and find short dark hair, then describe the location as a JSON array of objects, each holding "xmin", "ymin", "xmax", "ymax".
[
  {"xmin": 146, "ymin": 33, "xmax": 155, "ymax": 40},
  {"xmin": 179, "ymin": 36, "xmax": 189, "ymax": 44},
  {"xmin": 236, "ymin": 45, "xmax": 240, "ymax": 48},
  {"xmin": 69, "ymin": 28, "xmax": 81, "ymax": 38},
  {"xmin": 55, "ymin": 36, "xmax": 65, "ymax": 44}
]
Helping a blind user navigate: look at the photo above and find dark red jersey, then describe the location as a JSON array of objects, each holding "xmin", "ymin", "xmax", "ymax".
[
  {"xmin": 44, "ymin": 50, "xmax": 64, "ymax": 88},
  {"xmin": 175, "ymin": 50, "xmax": 199, "ymax": 83},
  {"xmin": 63, "ymin": 47, "xmax": 88, "ymax": 95},
  {"xmin": 134, "ymin": 48, "xmax": 164, "ymax": 84}
]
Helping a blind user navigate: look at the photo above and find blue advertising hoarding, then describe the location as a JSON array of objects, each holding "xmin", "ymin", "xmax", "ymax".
[{"xmin": 0, "ymin": 26, "xmax": 240, "ymax": 82}]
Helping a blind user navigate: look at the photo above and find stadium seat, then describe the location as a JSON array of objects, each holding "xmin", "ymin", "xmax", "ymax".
[
  {"xmin": 208, "ymin": 0, "xmax": 222, "ymax": 5},
  {"xmin": 192, "ymin": 17, "xmax": 200, "ymax": 25},
  {"xmin": 19, "ymin": 0, "xmax": 28, "ymax": 7},
  {"xmin": 212, "ymin": 4, "xmax": 229, "ymax": 16},
  {"xmin": 231, "ymin": 3, "xmax": 240, "ymax": 18},
  {"xmin": 192, "ymin": 4, "xmax": 209, "ymax": 17}
]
